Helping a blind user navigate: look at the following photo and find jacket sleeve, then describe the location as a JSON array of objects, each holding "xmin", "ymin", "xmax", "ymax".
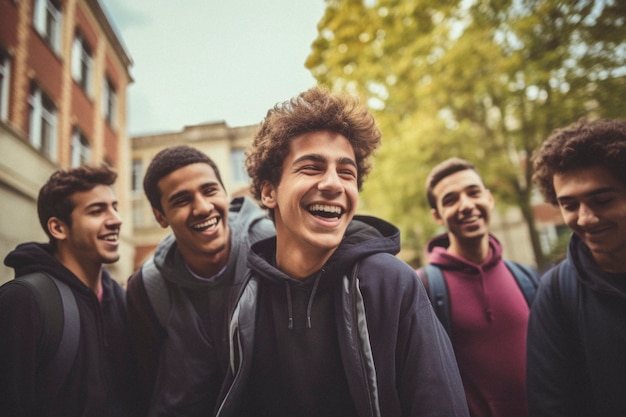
[
  {"xmin": 527, "ymin": 268, "xmax": 586, "ymax": 417},
  {"xmin": 126, "ymin": 271, "xmax": 165, "ymax": 415},
  {"xmin": 360, "ymin": 254, "xmax": 469, "ymax": 417},
  {"xmin": 0, "ymin": 282, "xmax": 41, "ymax": 417}
]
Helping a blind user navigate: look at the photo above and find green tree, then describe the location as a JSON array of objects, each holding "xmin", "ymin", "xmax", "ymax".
[{"xmin": 307, "ymin": 0, "xmax": 626, "ymax": 268}]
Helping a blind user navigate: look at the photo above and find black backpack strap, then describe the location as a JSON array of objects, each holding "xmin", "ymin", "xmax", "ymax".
[
  {"xmin": 417, "ymin": 265, "xmax": 451, "ymax": 335},
  {"xmin": 16, "ymin": 273, "xmax": 80, "ymax": 408},
  {"xmin": 504, "ymin": 260, "xmax": 539, "ymax": 305},
  {"xmin": 550, "ymin": 261, "xmax": 578, "ymax": 326}
]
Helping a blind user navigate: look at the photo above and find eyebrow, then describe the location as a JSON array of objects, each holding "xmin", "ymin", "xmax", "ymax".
[
  {"xmin": 557, "ymin": 187, "xmax": 619, "ymax": 202},
  {"xmin": 293, "ymin": 154, "xmax": 357, "ymax": 168},
  {"xmin": 166, "ymin": 181, "xmax": 220, "ymax": 204},
  {"xmin": 84, "ymin": 201, "xmax": 116, "ymax": 211}
]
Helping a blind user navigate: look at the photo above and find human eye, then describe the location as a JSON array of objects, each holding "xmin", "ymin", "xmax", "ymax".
[{"xmin": 558, "ymin": 200, "xmax": 579, "ymax": 212}]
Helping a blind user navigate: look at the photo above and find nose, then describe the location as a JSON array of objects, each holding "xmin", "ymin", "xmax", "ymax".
[
  {"xmin": 318, "ymin": 169, "xmax": 343, "ymax": 194},
  {"xmin": 577, "ymin": 204, "xmax": 599, "ymax": 227},
  {"xmin": 192, "ymin": 195, "xmax": 213, "ymax": 216},
  {"xmin": 458, "ymin": 193, "xmax": 475, "ymax": 212},
  {"xmin": 106, "ymin": 208, "xmax": 122, "ymax": 228}
]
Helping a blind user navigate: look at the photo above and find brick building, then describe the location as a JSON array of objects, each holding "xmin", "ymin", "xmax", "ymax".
[{"xmin": 0, "ymin": 0, "xmax": 133, "ymax": 284}]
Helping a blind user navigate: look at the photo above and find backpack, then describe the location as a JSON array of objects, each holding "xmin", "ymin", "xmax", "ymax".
[
  {"xmin": 417, "ymin": 260, "xmax": 538, "ymax": 335},
  {"xmin": 11, "ymin": 272, "xmax": 80, "ymax": 407}
]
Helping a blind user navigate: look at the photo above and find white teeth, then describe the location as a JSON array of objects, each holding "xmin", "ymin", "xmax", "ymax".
[
  {"xmin": 308, "ymin": 204, "xmax": 342, "ymax": 214},
  {"xmin": 102, "ymin": 235, "xmax": 118, "ymax": 242},
  {"xmin": 461, "ymin": 216, "xmax": 479, "ymax": 224},
  {"xmin": 193, "ymin": 218, "xmax": 218, "ymax": 230}
]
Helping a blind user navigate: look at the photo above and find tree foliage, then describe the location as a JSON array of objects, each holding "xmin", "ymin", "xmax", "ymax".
[{"xmin": 306, "ymin": 0, "xmax": 626, "ymax": 267}]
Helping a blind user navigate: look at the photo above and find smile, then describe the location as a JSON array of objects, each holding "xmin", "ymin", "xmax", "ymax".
[
  {"xmin": 308, "ymin": 203, "xmax": 343, "ymax": 219},
  {"xmin": 192, "ymin": 217, "xmax": 219, "ymax": 231}
]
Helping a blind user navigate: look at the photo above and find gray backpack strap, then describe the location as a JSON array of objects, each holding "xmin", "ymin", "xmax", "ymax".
[
  {"xmin": 417, "ymin": 265, "xmax": 452, "ymax": 335},
  {"xmin": 504, "ymin": 260, "xmax": 539, "ymax": 305},
  {"xmin": 17, "ymin": 273, "xmax": 80, "ymax": 408},
  {"xmin": 141, "ymin": 257, "xmax": 170, "ymax": 328}
]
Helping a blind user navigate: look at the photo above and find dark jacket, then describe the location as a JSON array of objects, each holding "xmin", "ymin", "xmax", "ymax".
[
  {"xmin": 126, "ymin": 196, "xmax": 274, "ymax": 416},
  {"xmin": 527, "ymin": 234, "xmax": 626, "ymax": 417},
  {"xmin": 0, "ymin": 242, "xmax": 137, "ymax": 417},
  {"xmin": 217, "ymin": 215, "xmax": 470, "ymax": 417}
]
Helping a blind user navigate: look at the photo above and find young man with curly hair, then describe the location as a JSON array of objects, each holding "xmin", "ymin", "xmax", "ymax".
[
  {"xmin": 125, "ymin": 145, "xmax": 274, "ymax": 416},
  {"xmin": 0, "ymin": 165, "xmax": 137, "ymax": 416},
  {"xmin": 216, "ymin": 87, "xmax": 469, "ymax": 417},
  {"xmin": 528, "ymin": 118, "xmax": 626, "ymax": 417}
]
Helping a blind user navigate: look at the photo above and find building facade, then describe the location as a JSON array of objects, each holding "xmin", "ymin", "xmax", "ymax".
[
  {"xmin": 0, "ymin": 0, "xmax": 133, "ymax": 284},
  {"xmin": 131, "ymin": 121, "xmax": 259, "ymax": 269}
]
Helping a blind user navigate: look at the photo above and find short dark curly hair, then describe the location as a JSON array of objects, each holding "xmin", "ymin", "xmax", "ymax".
[
  {"xmin": 425, "ymin": 157, "xmax": 479, "ymax": 210},
  {"xmin": 245, "ymin": 86, "xmax": 381, "ymax": 209},
  {"xmin": 143, "ymin": 145, "xmax": 224, "ymax": 212},
  {"xmin": 38, "ymin": 164, "xmax": 117, "ymax": 247},
  {"xmin": 532, "ymin": 118, "xmax": 626, "ymax": 205}
]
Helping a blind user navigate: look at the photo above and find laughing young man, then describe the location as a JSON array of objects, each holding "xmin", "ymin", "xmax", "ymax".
[
  {"xmin": 0, "ymin": 165, "xmax": 137, "ymax": 416},
  {"xmin": 215, "ymin": 87, "xmax": 469, "ymax": 417},
  {"xmin": 125, "ymin": 145, "xmax": 274, "ymax": 416},
  {"xmin": 528, "ymin": 119, "xmax": 626, "ymax": 417}
]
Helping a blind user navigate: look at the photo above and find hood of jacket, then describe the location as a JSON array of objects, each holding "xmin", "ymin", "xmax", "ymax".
[
  {"xmin": 569, "ymin": 233, "xmax": 626, "ymax": 300},
  {"xmin": 248, "ymin": 214, "xmax": 400, "ymax": 289},
  {"xmin": 3, "ymin": 241, "xmax": 115, "ymax": 296},
  {"xmin": 426, "ymin": 232, "xmax": 503, "ymax": 272},
  {"xmin": 153, "ymin": 196, "xmax": 274, "ymax": 290}
]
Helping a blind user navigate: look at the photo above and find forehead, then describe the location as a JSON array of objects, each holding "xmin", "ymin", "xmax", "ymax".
[
  {"xmin": 433, "ymin": 169, "xmax": 484, "ymax": 198},
  {"xmin": 158, "ymin": 163, "xmax": 221, "ymax": 194},
  {"xmin": 287, "ymin": 130, "xmax": 355, "ymax": 162},
  {"xmin": 554, "ymin": 166, "xmax": 626, "ymax": 198},
  {"xmin": 70, "ymin": 184, "xmax": 115, "ymax": 209}
]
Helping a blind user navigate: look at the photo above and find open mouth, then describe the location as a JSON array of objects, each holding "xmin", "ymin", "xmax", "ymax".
[
  {"xmin": 192, "ymin": 217, "xmax": 219, "ymax": 231},
  {"xmin": 459, "ymin": 215, "xmax": 480, "ymax": 224},
  {"xmin": 100, "ymin": 233, "xmax": 119, "ymax": 242},
  {"xmin": 308, "ymin": 203, "xmax": 343, "ymax": 219}
]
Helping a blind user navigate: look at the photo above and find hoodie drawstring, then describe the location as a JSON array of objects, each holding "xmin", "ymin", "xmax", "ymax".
[{"xmin": 284, "ymin": 271, "xmax": 322, "ymax": 330}]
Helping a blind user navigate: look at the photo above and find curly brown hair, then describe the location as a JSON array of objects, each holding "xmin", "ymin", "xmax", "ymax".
[
  {"xmin": 245, "ymin": 86, "xmax": 381, "ymax": 207},
  {"xmin": 532, "ymin": 118, "xmax": 626, "ymax": 205}
]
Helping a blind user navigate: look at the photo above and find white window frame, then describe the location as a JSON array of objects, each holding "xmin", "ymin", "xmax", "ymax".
[
  {"xmin": 33, "ymin": 0, "xmax": 62, "ymax": 54},
  {"xmin": 0, "ymin": 50, "xmax": 10, "ymax": 121},
  {"xmin": 131, "ymin": 158, "xmax": 143, "ymax": 195},
  {"xmin": 72, "ymin": 32, "xmax": 93, "ymax": 96},
  {"xmin": 230, "ymin": 148, "xmax": 248, "ymax": 183},
  {"xmin": 71, "ymin": 127, "xmax": 91, "ymax": 167},
  {"xmin": 28, "ymin": 83, "xmax": 57, "ymax": 161}
]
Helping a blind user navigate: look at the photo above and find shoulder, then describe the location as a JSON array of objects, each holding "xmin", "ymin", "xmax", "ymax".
[{"xmin": 357, "ymin": 254, "xmax": 420, "ymax": 291}]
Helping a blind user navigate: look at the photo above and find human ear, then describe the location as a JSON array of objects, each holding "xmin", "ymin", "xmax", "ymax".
[
  {"xmin": 152, "ymin": 208, "xmax": 169, "ymax": 228},
  {"xmin": 48, "ymin": 217, "xmax": 67, "ymax": 240},
  {"xmin": 431, "ymin": 208, "xmax": 444, "ymax": 225},
  {"xmin": 260, "ymin": 182, "xmax": 277, "ymax": 209}
]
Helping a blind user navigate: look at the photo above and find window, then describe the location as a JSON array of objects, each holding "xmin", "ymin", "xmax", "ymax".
[
  {"xmin": 71, "ymin": 128, "xmax": 91, "ymax": 167},
  {"xmin": 0, "ymin": 49, "xmax": 10, "ymax": 121},
  {"xmin": 102, "ymin": 76, "xmax": 117, "ymax": 126},
  {"xmin": 230, "ymin": 148, "xmax": 248, "ymax": 183},
  {"xmin": 72, "ymin": 31, "xmax": 93, "ymax": 96},
  {"xmin": 28, "ymin": 83, "xmax": 57, "ymax": 161},
  {"xmin": 131, "ymin": 158, "xmax": 143, "ymax": 194},
  {"xmin": 33, "ymin": 0, "xmax": 62, "ymax": 54}
]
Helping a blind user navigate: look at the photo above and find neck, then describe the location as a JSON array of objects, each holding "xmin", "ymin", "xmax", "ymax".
[
  {"xmin": 54, "ymin": 251, "xmax": 103, "ymax": 294},
  {"xmin": 447, "ymin": 233, "xmax": 491, "ymax": 265},
  {"xmin": 275, "ymin": 240, "xmax": 333, "ymax": 280}
]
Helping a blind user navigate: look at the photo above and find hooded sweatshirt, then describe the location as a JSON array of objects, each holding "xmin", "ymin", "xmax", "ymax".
[
  {"xmin": 426, "ymin": 233, "xmax": 530, "ymax": 417},
  {"xmin": 527, "ymin": 234, "xmax": 626, "ymax": 417},
  {"xmin": 0, "ymin": 242, "xmax": 137, "ymax": 417},
  {"xmin": 217, "ymin": 216, "xmax": 470, "ymax": 417},
  {"xmin": 126, "ymin": 196, "xmax": 275, "ymax": 416}
]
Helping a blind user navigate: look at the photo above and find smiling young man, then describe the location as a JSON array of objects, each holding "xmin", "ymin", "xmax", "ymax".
[
  {"xmin": 0, "ymin": 165, "xmax": 137, "ymax": 416},
  {"xmin": 528, "ymin": 119, "xmax": 626, "ymax": 417},
  {"xmin": 125, "ymin": 145, "xmax": 274, "ymax": 416},
  {"xmin": 416, "ymin": 157, "xmax": 538, "ymax": 417},
  {"xmin": 215, "ymin": 87, "xmax": 469, "ymax": 417}
]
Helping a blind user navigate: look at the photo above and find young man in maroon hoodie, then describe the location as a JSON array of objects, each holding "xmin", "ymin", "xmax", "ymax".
[{"xmin": 417, "ymin": 157, "xmax": 538, "ymax": 417}]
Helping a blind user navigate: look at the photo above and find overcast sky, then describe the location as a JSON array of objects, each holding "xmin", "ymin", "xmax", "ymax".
[{"xmin": 100, "ymin": 0, "xmax": 326, "ymax": 136}]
